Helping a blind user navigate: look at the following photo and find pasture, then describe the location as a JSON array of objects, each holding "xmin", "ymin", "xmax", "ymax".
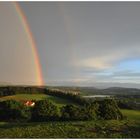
[
  {"xmin": 121, "ymin": 109, "xmax": 140, "ymax": 121},
  {"xmin": 0, "ymin": 94, "xmax": 75, "ymax": 106}
]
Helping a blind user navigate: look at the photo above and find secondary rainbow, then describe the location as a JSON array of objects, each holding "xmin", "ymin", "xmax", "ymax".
[{"xmin": 14, "ymin": 2, "xmax": 44, "ymax": 86}]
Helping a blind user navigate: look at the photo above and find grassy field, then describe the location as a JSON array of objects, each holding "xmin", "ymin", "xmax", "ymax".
[
  {"xmin": 0, "ymin": 119, "xmax": 139, "ymax": 138},
  {"xmin": 0, "ymin": 109, "xmax": 139, "ymax": 138},
  {"xmin": 121, "ymin": 109, "xmax": 140, "ymax": 121},
  {"xmin": 0, "ymin": 94, "xmax": 139, "ymax": 138},
  {"xmin": 46, "ymin": 95, "xmax": 77, "ymax": 106},
  {"xmin": 0, "ymin": 94, "xmax": 75, "ymax": 106},
  {"xmin": 0, "ymin": 94, "xmax": 47, "ymax": 101}
]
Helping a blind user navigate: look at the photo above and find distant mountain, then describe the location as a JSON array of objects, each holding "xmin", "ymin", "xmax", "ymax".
[
  {"xmin": 0, "ymin": 84, "xmax": 139, "ymax": 96},
  {"xmin": 54, "ymin": 86, "xmax": 140, "ymax": 96},
  {"xmin": 103, "ymin": 87, "xmax": 140, "ymax": 95},
  {"xmin": 74, "ymin": 82, "xmax": 139, "ymax": 89},
  {"xmin": 0, "ymin": 82, "xmax": 13, "ymax": 86}
]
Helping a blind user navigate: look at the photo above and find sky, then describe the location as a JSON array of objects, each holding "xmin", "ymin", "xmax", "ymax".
[
  {"xmin": 0, "ymin": 2, "xmax": 140, "ymax": 88},
  {"xmin": 0, "ymin": 2, "xmax": 39, "ymax": 85}
]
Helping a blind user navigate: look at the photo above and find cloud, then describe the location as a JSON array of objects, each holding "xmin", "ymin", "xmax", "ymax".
[
  {"xmin": 78, "ymin": 58, "xmax": 112, "ymax": 69},
  {"xmin": 76, "ymin": 49, "xmax": 139, "ymax": 70},
  {"xmin": 7, "ymin": 2, "xmax": 140, "ymax": 87},
  {"xmin": 113, "ymin": 70, "xmax": 140, "ymax": 77}
]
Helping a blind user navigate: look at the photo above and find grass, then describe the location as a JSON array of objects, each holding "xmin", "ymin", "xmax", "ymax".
[
  {"xmin": 121, "ymin": 109, "xmax": 140, "ymax": 121},
  {"xmin": 0, "ymin": 109, "xmax": 139, "ymax": 138},
  {"xmin": 0, "ymin": 94, "xmax": 47, "ymax": 101},
  {"xmin": 0, "ymin": 94, "xmax": 139, "ymax": 138},
  {"xmin": 0, "ymin": 119, "xmax": 139, "ymax": 138},
  {"xmin": 46, "ymin": 95, "xmax": 77, "ymax": 107},
  {"xmin": 0, "ymin": 94, "xmax": 75, "ymax": 106}
]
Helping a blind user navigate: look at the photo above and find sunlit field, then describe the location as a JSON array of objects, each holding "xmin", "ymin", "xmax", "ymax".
[
  {"xmin": 121, "ymin": 109, "xmax": 140, "ymax": 121},
  {"xmin": 0, "ymin": 94, "xmax": 76, "ymax": 107},
  {"xmin": 0, "ymin": 94, "xmax": 47, "ymax": 101}
]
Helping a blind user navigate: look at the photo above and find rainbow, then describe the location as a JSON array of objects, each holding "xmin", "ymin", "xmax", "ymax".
[{"xmin": 14, "ymin": 2, "xmax": 44, "ymax": 86}]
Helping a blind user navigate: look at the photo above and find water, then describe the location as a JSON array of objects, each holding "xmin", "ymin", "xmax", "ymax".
[{"xmin": 83, "ymin": 95, "xmax": 111, "ymax": 98}]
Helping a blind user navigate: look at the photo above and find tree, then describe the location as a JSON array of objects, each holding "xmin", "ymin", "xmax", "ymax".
[
  {"xmin": 97, "ymin": 99, "xmax": 123, "ymax": 120},
  {"xmin": 61, "ymin": 104, "xmax": 84, "ymax": 121},
  {"xmin": 0, "ymin": 100, "xmax": 31, "ymax": 122},
  {"xmin": 31, "ymin": 100, "xmax": 60, "ymax": 121},
  {"xmin": 82, "ymin": 102, "xmax": 99, "ymax": 120}
]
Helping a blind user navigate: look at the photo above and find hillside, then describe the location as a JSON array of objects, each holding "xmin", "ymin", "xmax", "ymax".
[
  {"xmin": 0, "ymin": 109, "xmax": 139, "ymax": 138},
  {"xmin": 0, "ymin": 86, "xmax": 139, "ymax": 138},
  {"xmin": 0, "ymin": 94, "xmax": 76, "ymax": 107},
  {"xmin": 51, "ymin": 86, "xmax": 140, "ymax": 96}
]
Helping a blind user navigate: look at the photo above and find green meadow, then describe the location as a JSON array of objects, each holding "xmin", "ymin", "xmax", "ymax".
[
  {"xmin": 0, "ymin": 93, "xmax": 140, "ymax": 138},
  {"xmin": 121, "ymin": 109, "xmax": 140, "ymax": 121},
  {"xmin": 0, "ymin": 94, "xmax": 75, "ymax": 107},
  {"xmin": 0, "ymin": 94, "xmax": 47, "ymax": 101}
]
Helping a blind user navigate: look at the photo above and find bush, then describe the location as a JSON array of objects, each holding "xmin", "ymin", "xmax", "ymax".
[
  {"xmin": 0, "ymin": 98, "xmax": 123, "ymax": 122},
  {"xmin": 97, "ymin": 99, "xmax": 123, "ymax": 120},
  {"xmin": 82, "ymin": 102, "xmax": 99, "ymax": 120},
  {"xmin": 60, "ymin": 103, "xmax": 100, "ymax": 121},
  {"xmin": 61, "ymin": 104, "xmax": 83, "ymax": 121},
  {"xmin": 0, "ymin": 100, "xmax": 31, "ymax": 122},
  {"xmin": 31, "ymin": 100, "xmax": 60, "ymax": 121}
]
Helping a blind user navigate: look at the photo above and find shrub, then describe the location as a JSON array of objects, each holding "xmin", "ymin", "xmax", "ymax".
[
  {"xmin": 31, "ymin": 100, "xmax": 60, "ymax": 121},
  {"xmin": 61, "ymin": 104, "xmax": 82, "ymax": 121},
  {"xmin": 97, "ymin": 99, "xmax": 123, "ymax": 120},
  {"xmin": 82, "ymin": 102, "xmax": 99, "ymax": 120},
  {"xmin": 0, "ymin": 100, "xmax": 31, "ymax": 122},
  {"xmin": 0, "ymin": 98, "xmax": 123, "ymax": 122}
]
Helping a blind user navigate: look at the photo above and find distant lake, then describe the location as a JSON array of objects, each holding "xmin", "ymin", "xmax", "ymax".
[{"xmin": 83, "ymin": 95, "xmax": 112, "ymax": 98}]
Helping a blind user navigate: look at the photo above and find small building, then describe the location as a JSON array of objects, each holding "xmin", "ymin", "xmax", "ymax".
[{"xmin": 24, "ymin": 101, "xmax": 35, "ymax": 107}]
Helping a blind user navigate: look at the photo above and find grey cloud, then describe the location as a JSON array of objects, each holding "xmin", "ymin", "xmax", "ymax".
[
  {"xmin": 1, "ymin": 2, "xmax": 140, "ymax": 88},
  {"xmin": 113, "ymin": 70, "xmax": 140, "ymax": 77}
]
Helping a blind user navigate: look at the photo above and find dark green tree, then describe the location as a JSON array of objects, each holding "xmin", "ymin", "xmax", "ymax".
[
  {"xmin": 97, "ymin": 99, "xmax": 123, "ymax": 120},
  {"xmin": 0, "ymin": 100, "xmax": 31, "ymax": 122},
  {"xmin": 61, "ymin": 104, "xmax": 83, "ymax": 120},
  {"xmin": 32, "ymin": 100, "xmax": 60, "ymax": 121},
  {"xmin": 82, "ymin": 102, "xmax": 99, "ymax": 120}
]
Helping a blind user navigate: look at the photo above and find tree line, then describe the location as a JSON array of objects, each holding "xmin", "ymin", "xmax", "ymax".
[
  {"xmin": 0, "ymin": 86, "xmax": 87, "ymax": 105},
  {"xmin": 0, "ymin": 99, "xmax": 123, "ymax": 122}
]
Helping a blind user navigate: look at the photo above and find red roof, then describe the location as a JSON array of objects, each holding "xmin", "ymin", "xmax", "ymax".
[{"xmin": 24, "ymin": 101, "xmax": 35, "ymax": 106}]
